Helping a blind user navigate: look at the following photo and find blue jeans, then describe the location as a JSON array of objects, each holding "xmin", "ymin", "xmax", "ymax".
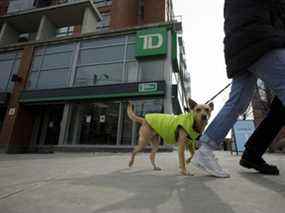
[{"xmin": 201, "ymin": 49, "xmax": 285, "ymax": 149}]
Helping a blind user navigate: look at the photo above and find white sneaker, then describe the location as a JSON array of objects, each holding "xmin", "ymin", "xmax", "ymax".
[{"xmin": 191, "ymin": 145, "xmax": 230, "ymax": 178}]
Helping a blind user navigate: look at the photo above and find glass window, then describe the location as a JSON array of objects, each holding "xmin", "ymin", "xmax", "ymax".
[
  {"xmin": 75, "ymin": 63, "xmax": 123, "ymax": 87},
  {"xmin": 45, "ymin": 44, "xmax": 75, "ymax": 54},
  {"xmin": 26, "ymin": 72, "xmax": 38, "ymax": 90},
  {"xmin": 126, "ymin": 44, "xmax": 136, "ymax": 60},
  {"xmin": 78, "ymin": 46, "xmax": 125, "ymax": 65},
  {"xmin": 96, "ymin": 13, "xmax": 110, "ymax": 31},
  {"xmin": 80, "ymin": 36, "xmax": 125, "ymax": 49},
  {"xmin": 31, "ymin": 56, "xmax": 42, "ymax": 71},
  {"xmin": 94, "ymin": 0, "xmax": 112, "ymax": 7},
  {"xmin": 27, "ymin": 44, "xmax": 74, "ymax": 90},
  {"xmin": 0, "ymin": 60, "xmax": 14, "ymax": 92},
  {"xmin": 36, "ymin": 69, "xmax": 70, "ymax": 89},
  {"xmin": 0, "ymin": 52, "xmax": 16, "ymax": 61},
  {"xmin": 42, "ymin": 52, "xmax": 73, "ymax": 69},
  {"xmin": 0, "ymin": 51, "xmax": 21, "ymax": 92},
  {"xmin": 127, "ymin": 34, "xmax": 136, "ymax": 43},
  {"xmin": 126, "ymin": 62, "xmax": 138, "ymax": 82},
  {"xmin": 140, "ymin": 59, "xmax": 164, "ymax": 82},
  {"xmin": 7, "ymin": 59, "xmax": 21, "ymax": 91},
  {"xmin": 56, "ymin": 26, "xmax": 74, "ymax": 38}
]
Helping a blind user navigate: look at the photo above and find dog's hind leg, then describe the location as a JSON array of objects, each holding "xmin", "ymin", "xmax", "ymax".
[
  {"xmin": 150, "ymin": 137, "xmax": 162, "ymax": 171},
  {"xmin": 129, "ymin": 137, "xmax": 147, "ymax": 168}
]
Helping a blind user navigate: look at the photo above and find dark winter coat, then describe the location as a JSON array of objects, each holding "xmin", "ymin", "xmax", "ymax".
[{"xmin": 224, "ymin": 0, "xmax": 285, "ymax": 78}]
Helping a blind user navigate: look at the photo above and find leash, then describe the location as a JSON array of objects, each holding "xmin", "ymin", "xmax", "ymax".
[{"xmin": 205, "ymin": 83, "xmax": 232, "ymax": 104}]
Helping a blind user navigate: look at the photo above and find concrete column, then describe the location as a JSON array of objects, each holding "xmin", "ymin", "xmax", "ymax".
[
  {"xmin": 0, "ymin": 22, "xmax": 19, "ymax": 46},
  {"xmin": 81, "ymin": 7, "xmax": 98, "ymax": 34},
  {"xmin": 164, "ymin": 30, "xmax": 173, "ymax": 114},
  {"xmin": 58, "ymin": 104, "xmax": 71, "ymax": 145},
  {"xmin": 0, "ymin": 47, "xmax": 35, "ymax": 153},
  {"xmin": 36, "ymin": 15, "xmax": 57, "ymax": 41}
]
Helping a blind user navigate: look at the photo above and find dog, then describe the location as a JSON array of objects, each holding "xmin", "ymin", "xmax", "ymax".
[{"xmin": 127, "ymin": 99, "xmax": 214, "ymax": 175}]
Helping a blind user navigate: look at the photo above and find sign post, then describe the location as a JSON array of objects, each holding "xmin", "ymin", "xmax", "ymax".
[{"xmin": 232, "ymin": 120, "xmax": 255, "ymax": 153}]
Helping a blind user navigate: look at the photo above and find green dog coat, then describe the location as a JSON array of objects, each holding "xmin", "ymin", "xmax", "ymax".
[{"xmin": 145, "ymin": 113, "xmax": 200, "ymax": 145}]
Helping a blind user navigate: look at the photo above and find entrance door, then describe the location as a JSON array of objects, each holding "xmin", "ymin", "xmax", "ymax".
[
  {"xmin": 67, "ymin": 102, "xmax": 120, "ymax": 145},
  {"xmin": 31, "ymin": 105, "xmax": 64, "ymax": 146},
  {"xmin": 0, "ymin": 106, "xmax": 6, "ymax": 130}
]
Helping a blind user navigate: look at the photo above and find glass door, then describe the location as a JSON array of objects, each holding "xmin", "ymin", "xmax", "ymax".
[
  {"xmin": 31, "ymin": 105, "xmax": 64, "ymax": 146},
  {"xmin": 0, "ymin": 107, "xmax": 6, "ymax": 130},
  {"xmin": 67, "ymin": 102, "xmax": 120, "ymax": 145}
]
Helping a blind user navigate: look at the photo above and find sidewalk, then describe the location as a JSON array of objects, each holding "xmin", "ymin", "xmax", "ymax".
[{"xmin": 0, "ymin": 151, "xmax": 284, "ymax": 213}]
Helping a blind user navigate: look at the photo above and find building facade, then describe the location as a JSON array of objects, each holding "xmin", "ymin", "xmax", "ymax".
[{"xmin": 0, "ymin": 0, "xmax": 191, "ymax": 153}]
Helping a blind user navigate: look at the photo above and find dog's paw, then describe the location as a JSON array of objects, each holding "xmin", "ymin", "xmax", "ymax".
[
  {"xmin": 186, "ymin": 158, "xmax": 191, "ymax": 164},
  {"xmin": 180, "ymin": 170, "xmax": 190, "ymax": 176}
]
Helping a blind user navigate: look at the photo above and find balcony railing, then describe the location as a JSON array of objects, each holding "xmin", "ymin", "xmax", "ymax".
[{"xmin": 3, "ymin": 0, "xmax": 111, "ymax": 16}]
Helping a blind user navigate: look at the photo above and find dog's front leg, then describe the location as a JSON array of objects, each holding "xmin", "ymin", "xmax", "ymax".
[
  {"xmin": 178, "ymin": 140, "xmax": 189, "ymax": 176},
  {"xmin": 186, "ymin": 142, "xmax": 195, "ymax": 165}
]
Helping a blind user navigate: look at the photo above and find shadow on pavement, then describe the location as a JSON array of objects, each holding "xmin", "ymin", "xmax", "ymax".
[
  {"xmin": 239, "ymin": 172, "xmax": 285, "ymax": 198},
  {"xmin": 68, "ymin": 169, "xmax": 235, "ymax": 213}
]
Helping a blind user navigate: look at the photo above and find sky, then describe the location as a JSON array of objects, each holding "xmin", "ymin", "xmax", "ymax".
[{"xmin": 173, "ymin": 0, "xmax": 231, "ymax": 118}]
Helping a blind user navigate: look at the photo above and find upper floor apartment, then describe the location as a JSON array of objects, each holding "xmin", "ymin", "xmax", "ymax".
[{"xmin": 0, "ymin": 0, "xmax": 176, "ymax": 36}]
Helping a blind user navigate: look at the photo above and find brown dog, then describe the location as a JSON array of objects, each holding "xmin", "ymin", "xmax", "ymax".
[{"xmin": 127, "ymin": 99, "xmax": 214, "ymax": 175}]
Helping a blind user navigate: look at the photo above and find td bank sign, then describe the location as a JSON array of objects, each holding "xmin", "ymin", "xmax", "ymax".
[{"xmin": 136, "ymin": 27, "xmax": 168, "ymax": 57}]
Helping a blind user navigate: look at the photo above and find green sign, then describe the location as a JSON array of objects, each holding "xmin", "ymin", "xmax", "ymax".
[
  {"xmin": 136, "ymin": 27, "xmax": 168, "ymax": 57},
  {"xmin": 138, "ymin": 82, "xmax": 158, "ymax": 93}
]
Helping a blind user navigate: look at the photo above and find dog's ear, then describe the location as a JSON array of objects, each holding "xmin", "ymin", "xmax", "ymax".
[
  {"xmin": 209, "ymin": 102, "xmax": 214, "ymax": 111},
  {"xmin": 188, "ymin": 98, "xmax": 198, "ymax": 110}
]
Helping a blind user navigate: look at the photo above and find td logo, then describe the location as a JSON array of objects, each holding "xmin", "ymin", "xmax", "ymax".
[
  {"xmin": 139, "ymin": 33, "xmax": 163, "ymax": 50},
  {"xmin": 136, "ymin": 27, "xmax": 168, "ymax": 57}
]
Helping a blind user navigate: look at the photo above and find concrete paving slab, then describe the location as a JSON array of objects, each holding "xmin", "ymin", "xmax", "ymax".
[{"xmin": 0, "ymin": 151, "xmax": 284, "ymax": 213}]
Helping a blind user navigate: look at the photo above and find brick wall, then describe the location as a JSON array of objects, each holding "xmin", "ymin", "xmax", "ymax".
[
  {"xmin": 0, "ymin": 0, "xmax": 9, "ymax": 16},
  {"xmin": 144, "ymin": 0, "xmax": 166, "ymax": 24},
  {"xmin": 110, "ymin": 0, "xmax": 139, "ymax": 30}
]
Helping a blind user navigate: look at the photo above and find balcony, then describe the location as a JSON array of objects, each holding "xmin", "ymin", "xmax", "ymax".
[
  {"xmin": 4, "ymin": 0, "xmax": 112, "ymax": 15},
  {"xmin": 0, "ymin": 0, "xmax": 101, "ymax": 46}
]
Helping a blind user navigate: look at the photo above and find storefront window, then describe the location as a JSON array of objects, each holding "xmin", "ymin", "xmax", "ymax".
[
  {"xmin": 126, "ymin": 62, "xmax": 138, "ymax": 82},
  {"xmin": 65, "ymin": 102, "xmax": 119, "ymax": 145},
  {"xmin": 140, "ymin": 59, "xmax": 164, "ymax": 82},
  {"xmin": 64, "ymin": 99, "xmax": 163, "ymax": 146},
  {"xmin": 75, "ymin": 63, "xmax": 124, "ymax": 87},
  {"xmin": 0, "ymin": 51, "xmax": 21, "ymax": 92},
  {"xmin": 27, "ymin": 44, "xmax": 75, "ymax": 90}
]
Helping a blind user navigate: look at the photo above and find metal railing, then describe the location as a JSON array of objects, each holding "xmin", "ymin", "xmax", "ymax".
[{"xmin": 3, "ymin": 0, "xmax": 111, "ymax": 16}]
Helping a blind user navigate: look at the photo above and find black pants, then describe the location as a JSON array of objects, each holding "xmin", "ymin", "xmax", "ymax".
[{"xmin": 244, "ymin": 97, "xmax": 285, "ymax": 159}]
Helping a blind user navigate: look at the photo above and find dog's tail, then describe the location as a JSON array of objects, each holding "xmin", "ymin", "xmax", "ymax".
[{"xmin": 127, "ymin": 102, "xmax": 144, "ymax": 125}]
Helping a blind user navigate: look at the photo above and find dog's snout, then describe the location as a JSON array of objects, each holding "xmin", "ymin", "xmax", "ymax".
[{"xmin": 201, "ymin": 115, "xmax": 208, "ymax": 121}]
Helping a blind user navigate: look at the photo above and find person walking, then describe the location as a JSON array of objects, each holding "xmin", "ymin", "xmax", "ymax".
[{"xmin": 191, "ymin": 0, "xmax": 285, "ymax": 177}]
